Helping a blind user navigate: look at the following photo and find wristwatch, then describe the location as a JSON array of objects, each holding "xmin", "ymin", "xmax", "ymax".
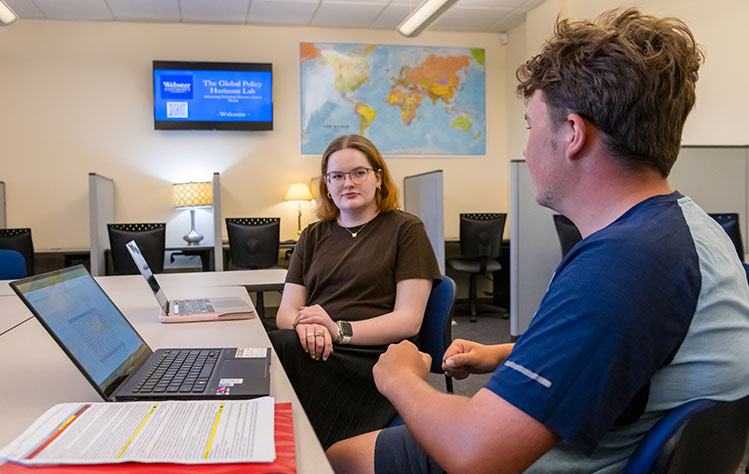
[{"xmin": 336, "ymin": 320, "xmax": 352, "ymax": 344}]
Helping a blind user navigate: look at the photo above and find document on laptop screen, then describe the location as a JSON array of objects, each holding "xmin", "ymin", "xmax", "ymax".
[{"xmin": 0, "ymin": 397, "xmax": 275, "ymax": 465}]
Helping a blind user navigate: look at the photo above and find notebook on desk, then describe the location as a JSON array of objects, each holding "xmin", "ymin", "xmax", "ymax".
[
  {"xmin": 10, "ymin": 265, "xmax": 271, "ymax": 401},
  {"xmin": 125, "ymin": 240, "xmax": 254, "ymax": 323}
]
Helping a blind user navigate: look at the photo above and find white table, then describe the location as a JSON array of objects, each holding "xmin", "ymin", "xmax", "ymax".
[
  {"xmin": 0, "ymin": 268, "xmax": 287, "ymax": 297},
  {"xmin": 0, "ymin": 280, "xmax": 332, "ymax": 473},
  {"xmin": 0, "ymin": 296, "xmax": 32, "ymax": 335}
]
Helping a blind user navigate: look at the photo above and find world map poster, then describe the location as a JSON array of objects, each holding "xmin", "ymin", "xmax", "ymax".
[{"xmin": 300, "ymin": 42, "xmax": 486, "ymax": 155}]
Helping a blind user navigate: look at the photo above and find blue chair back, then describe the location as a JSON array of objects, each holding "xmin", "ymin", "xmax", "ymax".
[
  {"xmin": 0, "ymin": 249, "xmax": 27, "ymax": 279},
  {"xmin": 623, "ymin": 394, "xmax": 749, "ymax": 474},
  {"xmin": 420, "ymin": 275, "xmax": 457, "ymax": 379},
  {"xmin": 391, "ymin": 275, "xmax": 457, "ymax": 427}
]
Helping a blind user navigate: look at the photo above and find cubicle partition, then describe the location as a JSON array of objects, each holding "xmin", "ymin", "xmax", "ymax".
[
  {"xmin": 669, "ymin": 147, "xmax": 749, "ymax": 251},
  {"xmin": 509, "ymin": 160, "xmax": 558, "ymax": 338},
  {"xmin": 0, "ymin": 181, "xmax": 5, "ymax": 228},
  {"xmin": 404, "ymin": 170, "xmax": 445, "ymax": 274},
  {"xmin": 88, "ymin": 173, "xmax": 115, "ymax": 276},
  {"xmin": 510, "ymin": 146, "xmax": 749, "ymax": 338},
  {"xmin": 212, "ymin": 172, "xmax": 224, "ymax": 271}
]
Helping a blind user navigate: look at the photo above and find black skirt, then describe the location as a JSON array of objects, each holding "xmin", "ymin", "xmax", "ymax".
[{"xmin": 269, "ymin": 329, "xmax": 397, "ymax": 449}]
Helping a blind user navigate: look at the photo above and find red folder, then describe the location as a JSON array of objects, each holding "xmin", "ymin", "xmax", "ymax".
[{"xmin": 0, "ymin": 402, "xmax": 296, "ymax": 474}]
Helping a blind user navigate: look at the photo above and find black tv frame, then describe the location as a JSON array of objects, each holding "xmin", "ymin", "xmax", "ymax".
[{"xmin": 153, "ymin": 60, "xmax": 273, "ymax": 131}]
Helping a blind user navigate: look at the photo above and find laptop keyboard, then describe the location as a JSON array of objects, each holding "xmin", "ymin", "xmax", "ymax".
[
  {"xmin": 174, "ymin": 298, "xmax": 214, "ymax": 314},
  {"xmin": 134, "ymin": 349, "xmax": 220, "ymax": 394}
]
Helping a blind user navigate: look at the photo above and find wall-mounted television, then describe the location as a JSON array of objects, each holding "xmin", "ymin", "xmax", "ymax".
[{"xmin": 153, "ymin": 60, "xmax": 273, "ymax": 131}]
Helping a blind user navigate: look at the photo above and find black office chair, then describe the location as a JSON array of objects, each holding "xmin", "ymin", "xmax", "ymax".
[
  {"xmin": 623, "ymin": 393, "xmax": 749, "ymax": 474},
  {"xmin": 226, "ymin": 217, "xmax": 281, "ymax": 318},
  {"xmin": 708, "ymin": 213, "xmax": 744, "ymax": 262},
  {"xmin": 107, "ymin": 223, "xmax": 166, "ymax": 275},
  {"xmin": 446, "ymin": 213, "xmax": 506, "ymax": 322},
  {"xmin": 552, "ymin": 214, "xmax": 583, "ymax": 258},
  {"xmin": 0, "ymin": 228, "xmax": 34, "ymax": 276}
]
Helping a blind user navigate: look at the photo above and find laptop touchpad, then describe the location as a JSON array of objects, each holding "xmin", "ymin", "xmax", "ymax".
[{"xmin": 211, "ymin": 297, "xmax": 250, "ymax": 312}]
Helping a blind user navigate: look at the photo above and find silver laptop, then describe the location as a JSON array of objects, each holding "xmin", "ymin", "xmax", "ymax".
[
  {"xmin": 125, "ymin": 240, "xmax": 254, "ymax": 322},
  {"xmin": 10, "ymin": 265, "xmax": 271, "ymax": 401}
]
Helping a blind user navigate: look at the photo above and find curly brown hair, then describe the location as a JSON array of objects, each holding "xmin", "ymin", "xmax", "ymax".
[
  {"xmin": 517, "ymin": 8, "xmax": 704, "ymax": 177},
  {"xmin": 316, "ymin": 135, "xmax": 400, "ymax": 221}
]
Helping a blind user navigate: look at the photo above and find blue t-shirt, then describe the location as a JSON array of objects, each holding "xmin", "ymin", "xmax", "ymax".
[{"xmin": 485, "ymin": 192, "xmax": 749, "ymax": 472}]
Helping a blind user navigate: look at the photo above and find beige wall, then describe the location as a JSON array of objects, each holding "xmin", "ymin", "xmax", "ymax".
[
  {"xmin": 0, "ymin": 20, "xmax": 508, "ymax": 249},
  {"xmin": 506, "ymin": 0, "xmax": 749, "ymax": 159}
]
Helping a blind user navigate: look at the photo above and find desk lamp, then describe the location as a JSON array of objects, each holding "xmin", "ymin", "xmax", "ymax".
[
  {"xmin": 173, "ymin": 181, "xmax": 212, "ymax": 245},
  {"xmin": 285, "ymin": 184, "xmax": 314, "ymax": 238}
]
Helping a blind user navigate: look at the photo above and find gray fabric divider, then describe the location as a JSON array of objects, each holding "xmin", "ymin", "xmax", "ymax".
[{"xmin": 88, "ymin": 173, "xmax": 115, "ymax": 276}]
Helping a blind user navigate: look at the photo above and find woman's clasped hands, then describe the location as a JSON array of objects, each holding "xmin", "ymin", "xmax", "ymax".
[{"xmin": 292, "ymin": 305, "xmax": 338, "ymax": 361}]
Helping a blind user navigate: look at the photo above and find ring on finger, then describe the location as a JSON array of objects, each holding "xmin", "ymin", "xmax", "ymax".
[
  {"xmin": 315, "ymin": 332, "xmax": 325, "ymax": 337},
  {"xmin": 307, "ymin": 332, "xmax": 314, "ymax": 337}
]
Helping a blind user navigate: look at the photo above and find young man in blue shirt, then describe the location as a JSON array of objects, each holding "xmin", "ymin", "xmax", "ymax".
[{"xmin": 327, "ymin": 8, "xmax": 749, "ymax": 473}]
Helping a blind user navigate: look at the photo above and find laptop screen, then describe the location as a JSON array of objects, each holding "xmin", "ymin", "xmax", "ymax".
[
  {"xmin": 11, "ymin": 266, "xmax": 152, "ymax": 399},
  {"xmin": 125, "ymin": 240, "xmax": 169, "ymax": 313}
]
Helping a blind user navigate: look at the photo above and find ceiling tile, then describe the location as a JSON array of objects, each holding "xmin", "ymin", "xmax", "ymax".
[
  {"xmin": 368, "ymin": 3, "xmax": 411, "ymax": 29},
  {"xmin": 107, "ymin": 0, "xmax": 179, "ymax": 22},
  {"xmin": 487, "ymin": 10, "xmax": 526, "ymax": 32},
  {"xmin": 31, "ymin": 0, "xmax": 113, "ymax": 21},
  {"xmin": 310, "ymin": 1, "xmax": 387, "ymax": 28},
  {"xmin": 180, "ymin": 0, "xmax": 250, "ymax": 23},
  {"xmin": 4, "ymin": 0, "xmax": 44, "ymax": 19},
  {"xmin": 248, "ymin": 0, "xmax": 319, "ymax": 25},
  {"xmin": 430, "ymin": 5, "xmax": 513, "ymax": 32}
]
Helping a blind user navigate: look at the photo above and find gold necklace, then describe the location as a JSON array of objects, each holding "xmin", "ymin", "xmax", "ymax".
[{"xmin": 341, "ymin": 216, "xmax": 375, "ymax": 238}]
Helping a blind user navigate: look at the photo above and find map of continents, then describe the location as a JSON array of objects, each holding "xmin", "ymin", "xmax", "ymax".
[{"xmin": 300, "ymin": 42, "xmax": 486, "ymax": 155}]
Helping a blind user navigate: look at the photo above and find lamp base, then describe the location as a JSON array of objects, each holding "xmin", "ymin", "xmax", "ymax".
[
  {"xmin": 182, "ymin": 208, "xmax": 204, "ymax": 245},
  {"xmin": 183, "ymin": 230, "xmax": 204, "ymax": 246}
]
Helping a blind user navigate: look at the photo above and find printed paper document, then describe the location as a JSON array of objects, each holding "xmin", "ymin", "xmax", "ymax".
[{"xmin": 0, "ymin": 397, "xmax": 275, "ymax": 465}]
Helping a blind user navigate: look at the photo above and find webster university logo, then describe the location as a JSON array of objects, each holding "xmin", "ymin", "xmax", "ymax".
[{"xmin": 161, "ymin": 75, "xmax": 193, "ymax": 99}]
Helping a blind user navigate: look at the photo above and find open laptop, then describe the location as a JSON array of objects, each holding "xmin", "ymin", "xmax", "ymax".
[
  {"xmin": 125, "ymin": 240, "xmax": 254, "ymax": 323},
  {"xmin": 10, "ymin": 265, "xmax": 271, "ymax": 401}
]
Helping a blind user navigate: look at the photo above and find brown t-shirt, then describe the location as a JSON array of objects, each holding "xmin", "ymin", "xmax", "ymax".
[{"xmin": 286, "ymin": 210, "xmax": 441, "ymax": 322}]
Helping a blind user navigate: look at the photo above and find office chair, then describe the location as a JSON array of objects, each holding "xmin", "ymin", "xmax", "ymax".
[
  {"xmin": 0, "ymin": 249, "xmax": 27, "ymax": 279},
  {"xmin": 390, "ymin": 275, "xmax": 457, "ymax": 427},
  {"xmin": 0, "ymin": 228, "xmax": 34, "ymax": 276},
  {"xmin": 708, "ymin": 213, "xmax": 744, "ymax": 262},
  {"xmin": 623, "ymin": 393, "xmax": 749, "ymax": 474},
  {"xmin": 226, "ymin": 217, "xmax": 281, "ymax": 318},
  {"xmin": 107, "ymin": 223, "xmax": 166, "ymax": 275},
  {"xmin": 446, "ymin": 213, "xmax": 506, "ymax": 322},
  {"xmin": 552, "ymin": 214, "xmax": 583, "ymax": 258}
]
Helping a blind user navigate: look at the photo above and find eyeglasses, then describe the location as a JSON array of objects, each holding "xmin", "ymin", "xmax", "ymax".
[{"xmin": 324, "ymin": 167, "xmax": 374, "ymax": 186}]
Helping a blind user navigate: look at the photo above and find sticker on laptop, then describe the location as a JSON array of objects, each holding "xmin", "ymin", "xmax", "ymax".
[
  {"xmin": 217, "ymin": 386, "xmax": 230, "ymax": 395},
  {"xmin": 235, "ymin": 348, "xmax": 268, "ymax": 358},
  {"xmin": 219, "ymin": 378, "xmax": 243, "ymax": 387}
]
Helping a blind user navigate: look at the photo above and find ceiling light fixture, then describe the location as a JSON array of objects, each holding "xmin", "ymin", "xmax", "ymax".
[
  {"xmin": 0, "ymin": 0, "xmax": 17, "ymax": 25},
  {"xmin": 397, "ymin": 0, "xmax": 458, "ymax": 38}
]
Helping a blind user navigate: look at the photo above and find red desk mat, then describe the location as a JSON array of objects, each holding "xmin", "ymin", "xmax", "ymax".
[{"xmin": 0, "ymin": 402, "xmax": 296, "ymax": 474}]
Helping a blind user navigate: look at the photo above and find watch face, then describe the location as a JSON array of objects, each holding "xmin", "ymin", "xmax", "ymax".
[{"xmin": 340, "ymin": 320, "xmax": 353, "ymax": 337}]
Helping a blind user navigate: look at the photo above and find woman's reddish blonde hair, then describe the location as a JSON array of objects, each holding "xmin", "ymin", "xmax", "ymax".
[{"xmin": 316, "ymin": 134, "xmax": 400, "ymax": 221}]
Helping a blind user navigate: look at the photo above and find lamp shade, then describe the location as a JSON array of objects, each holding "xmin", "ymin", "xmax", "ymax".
[
  {"xmin": 285, "ymin": 183, "xmax": 313, "ymax": 202},
  {"xmin": 173, "ymin": 182, "xmax": 212, "ymax": 209}
]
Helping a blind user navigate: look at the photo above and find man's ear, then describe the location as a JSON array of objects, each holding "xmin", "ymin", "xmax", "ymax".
[{"xmin": 565, "ymin": 113, "xmax": 588, "ymax": 160}]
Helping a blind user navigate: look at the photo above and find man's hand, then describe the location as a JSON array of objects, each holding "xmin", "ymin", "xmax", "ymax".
[
  {"xmin": 373, "ymin": 341, "xmax": 431, "ymax": 398},
  {"xmin": 442, "ymin": 340, "xmax": 512, "ymax": 380}
]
